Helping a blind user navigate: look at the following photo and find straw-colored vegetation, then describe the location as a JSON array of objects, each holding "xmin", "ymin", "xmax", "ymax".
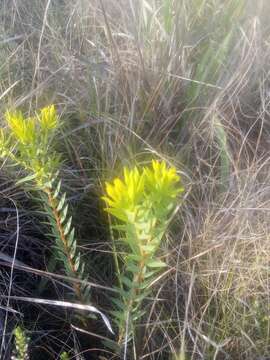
[{"xmin": 0, "ymin": 0, "xmax": 270, "ymax": 359}]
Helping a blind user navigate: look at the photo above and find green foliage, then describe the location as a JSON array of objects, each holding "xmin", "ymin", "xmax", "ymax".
[
  {"xmin": 0, "ymin": 106, "xmax": 89, "ymax": 302},
  {"xmin": 103, "ymin": 160, "xmax": 184, "ymax": 351},
  {"xmin": 60, "ymin": 352, "xmax": 70, "ymax": 360},
  {"xmin": 12, "ymin": 326, "xmax": 29, "ymax": 360}
]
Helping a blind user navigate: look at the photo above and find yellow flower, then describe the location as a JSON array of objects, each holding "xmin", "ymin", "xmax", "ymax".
[
  {"xmin": 103, "ymin": 161, "xmax": 183, "ymax": 222},
  {"xmin": 39, "ymin": 105, "xmax": 57, "ymax": 131},
  {"xmin": 102, "ymin": 166, "xmax": 145, "ymax": 221},
  {"xmin": 5, "ymin": 110, "xmax": 36, "ymax": 144},
  {"xmin": 144, "ymin": 160, "xmax": 183, "ymax": 199}
]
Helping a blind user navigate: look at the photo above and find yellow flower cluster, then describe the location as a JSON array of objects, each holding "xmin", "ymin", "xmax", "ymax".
[
  {"xmin": 0, "ymin": 105, "xmax": 59, "ymax": 186},
  {"xmin": 4, "ymin": 105, "xmax": 57, "ymax": 145},
  {"xmin": 5, "ymin": 111, "xmax": 35, "ymax": 145},
  {"xmin": 103, "ymin": 160, "xmax": 184, "ymax": 222},
  {"xmin": 40, "ymin": 105, "xmax": 58, "ymax": 130}
]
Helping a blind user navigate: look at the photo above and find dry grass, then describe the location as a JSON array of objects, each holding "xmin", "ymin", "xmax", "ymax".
[{"xmin": 1, "ymin": 0, "xmax": 270, "ymax": 359}]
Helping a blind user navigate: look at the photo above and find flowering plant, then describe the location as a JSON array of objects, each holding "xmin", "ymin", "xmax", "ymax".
[
  {"xmin": 0, "ymin": 106, "xmax": 89, "ymax": 302},
  {"xmin": 103, "ymin": 160, "xmax": 184, "ymax": 352}
]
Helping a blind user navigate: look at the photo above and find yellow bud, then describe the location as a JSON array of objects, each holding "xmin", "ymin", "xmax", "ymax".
[
  {"xmin": 39, "ymin": 105, "xmax": 57, "ymax": 130},
  {"xmin": 5, "ymin": 110, "xmax": 28, "ymax": 144}
]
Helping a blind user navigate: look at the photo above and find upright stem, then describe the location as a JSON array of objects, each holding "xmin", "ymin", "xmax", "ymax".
[
  {"xmin": 43, "ymin": 186, "xmax": 84, "ymax": 302},
  {"xmin": 109, "ymin": 215, "xmax": 123, "ymax": 292},
  {"xmin": 118, "ymin": 252, "xmax": 148, "ymax": 346}
]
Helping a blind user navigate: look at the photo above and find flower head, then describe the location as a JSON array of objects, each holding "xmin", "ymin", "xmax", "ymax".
[
  {"xmin": 4, "ymin": 105, "xmax": 58, "ymax": 147},
  {"xmin": 102, "ymin": 166, "xmax": 145, "ymax": 221},
  {"xmin": 144, "ymin": 160, "xmax": 183, "ymax": 200},
  {"xmin": 2, "ymin": 105, "xmax": 59, "ymax": 180},
  {"xmin": 103, "ymin": 160, "xmax": 183, "ymax": 223},
  {"xmin": 5, "ymin": 110, "xmax": 36, "ymax": 145},
  {"xmin": 39, "ymin": 105, "xmax": 58, "ymax": 131}
]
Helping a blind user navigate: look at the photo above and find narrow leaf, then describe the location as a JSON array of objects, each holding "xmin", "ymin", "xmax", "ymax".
[
  {"xmin": 60, "ymin": 204, "xmax": 68, "ymax": 224},
  {"xmin": 146, "ymin": 260, "xmax": 167, "ymax": 268},
  {"xmin": 16, "ymin": 173, "xmax": 37, "ymax": 185},
  {"xmin": 57, "ymin": 193, "xmax": 66, "ymax": 212},
  {"xmin": 64, "ymin": 216, "xmax": 72, "ymax": 236},
  {"xmin": 53, "ymin": 179, "xmax": 62, "ymax": 199}
]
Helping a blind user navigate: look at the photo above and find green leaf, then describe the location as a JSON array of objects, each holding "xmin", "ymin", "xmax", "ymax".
[
  {"xmin": 127, "ymin": 254, "xmax": 143, "ymax": 262},
  {"xmin": 69, "ymin": 239, "xmax": 77, "ymax": 259},
  {"xmin": 74, "ymin": 253, "xmax": 81, "ymax": 271},
  {"xmin": 53, "ymin": 179, "xmax": 62, "ymax": 199},
  {"xmin": 111, "ymin": 297, "xmax": 125, "ymax": 310},
  {"xmin": 132, "ymin": 309, "xmax": 146, "ymax": 321},
  {"xmin": 16, "ymin": 173, "xmax": 37, "ymax": 185},
  {"xmin": 146, "ymin": 259, "xmax": 167, "ymax": 268},
  {"xmin": 132, "ymin": 292, "xmax": 148, "ymax": 304},
  {"xmin": 49, "ymin": 171, "xmax": 59, "ymax": 187},
  {"xmin": 64, "ymin": 216, "xmax": 72, "ymax": 236},
  {"xmin": 140, "ymin": 244, "xmax": 156, "ymax": 253},
  {"xmin": 106, "ymin": 208, "xmax": 127, "ymax": 222},
  {"xmin": 144, "ymin": 270, "xmax": 157, "ymax": 279},
  {"xmin": 78, "ymin": 261, "xmax": 86, "ymax": 277},
  {"xmin": 57, "ymin": 193, "xmax": 66, "ymax": 212},
  {"xmin": 68, "ymin": 228, "xmax": 75, "ymax": 245},
  {"xmin": 42, "ymin": 179, "xmax": 53, "ymax": 189},
  {"xmin": 120, "ymin": 275, "xmax": 133, "ymax": 289},
  {"xmin": 60, "ymin": 204, "xmax": 68, "ymax": 224},
  {"xmin": 117, "ymin": 287, "xmax": 130, "ymax": 300},
  {"xmin": 138, "ymin": 278, "xmax": 152, "ymax": 290},
  {"xmin": 81, "ymin": 283, "xmax": 91, "ymax": 300},
  {"xmin": 111, "ymin": 310, "xmax": 126, "ymax": 322},
  {"xmin": 126, "ymin": 262, "xmax": 140, "ymax": 273}
]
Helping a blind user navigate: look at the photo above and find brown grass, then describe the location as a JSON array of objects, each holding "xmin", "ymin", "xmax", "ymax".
[{"xmin": 1, "ymin": 0, "xmax": 270, "ymax": 359}]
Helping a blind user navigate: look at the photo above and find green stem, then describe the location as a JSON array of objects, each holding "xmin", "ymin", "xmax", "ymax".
[
  {"xmin": 43, "ymin": 185, "xmax": 84, "ymax": 302},
  {"xmin": 109, "ymin": 215, "xmax": 123, "ymax": 292},
  {"xmin": 118, "ymin": 251, "xmax": 148, "ymax": 346}
]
